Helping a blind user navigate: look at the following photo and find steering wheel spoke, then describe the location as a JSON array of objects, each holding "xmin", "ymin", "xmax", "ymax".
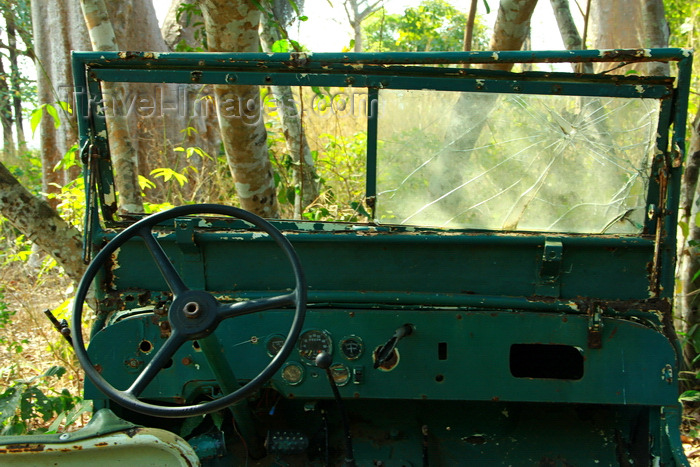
[
  {"xmin": 218, "ymin": 293, "xmax": 297, "ymax": 319},
  {"xmin": 138, "ymin": 225, "xmax": 188, "ymax": 297},
  {"xmin": 126, "ymin": 332, "xmax": 186, "ymax": 397}
]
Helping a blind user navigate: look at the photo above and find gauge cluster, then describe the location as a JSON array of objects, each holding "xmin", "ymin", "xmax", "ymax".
[{"xmin": 266, "ymin": 329, "xmax": 364, "ymax": 387}]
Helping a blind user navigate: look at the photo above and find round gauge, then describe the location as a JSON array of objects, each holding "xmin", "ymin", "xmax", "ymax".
[
  {"xmin": 330, "ymin": 363, "xmax": 350, "ymax": 386},
  {"xmin": 281, "ymin": 362, "xmax": 304, "ymax": 385},
  {"xmin": 340, "ymin": 335, "xmax": 363, "ymax": 360},
  {"xmin": 298, "ymin": 329, "xmax": 332, "ymax": 364},
  {"xmin": 265, "ymin": 334, "xmax": 286, "ymax": 357}
]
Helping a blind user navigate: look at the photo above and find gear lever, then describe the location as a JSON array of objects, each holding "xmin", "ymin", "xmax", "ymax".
[{"xmin": 315, "ymin": 351, "xmax": 356, "ymax": 467}]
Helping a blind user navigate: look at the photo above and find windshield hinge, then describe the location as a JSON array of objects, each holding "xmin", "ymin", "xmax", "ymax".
[
  {"xmin": 175, "ymin": 218, "xmax": 205, "ymax": 289},
  {"xmin": 587, "ymin": 304, "xmax": 605, "ymax": 349},
  {"xmin": 535, "ymin": 238, "xmax": 563, "ymax": 297}
]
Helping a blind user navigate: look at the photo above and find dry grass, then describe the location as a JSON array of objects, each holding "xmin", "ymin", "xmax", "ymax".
[{"xmin": 0, "ymin": 257, "xmax": 84, "ymax": 431}]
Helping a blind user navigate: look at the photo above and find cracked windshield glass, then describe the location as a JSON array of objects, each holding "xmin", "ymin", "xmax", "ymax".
[{"xmin": 375, "ymin": 89, "xmax": 660, "ymax": 234}]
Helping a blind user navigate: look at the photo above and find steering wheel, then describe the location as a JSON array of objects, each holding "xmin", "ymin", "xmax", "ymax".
[{"xmin": 71, "ymin": 204, "xmax": 306, "ymax": 418}]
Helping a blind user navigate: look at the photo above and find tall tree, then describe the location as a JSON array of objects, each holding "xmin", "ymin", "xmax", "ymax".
[
  {"xmin": 199, "ymin": 0, "xmax": 279, "ymax": 217},
  {"xmin": 589, "ymin": 0, "xmax": 669, "ymax": 75},
  {"xmin": 31, "ymin": 0, "xmax": 90, "ymax": 202},
  {"xmin": 549, "ymin": 0, "xmax": 592, "ymax": 73},
  {"xmin": 80, "ymin": 0, "xmax": 143, "ymax": 213},
  {"xmin": 0, "ymin": 58, "xmax": 15, "ymax": 160},
  {"xmin": 669, "ymin": 0, "xmax": 700, "ymax": 363},
  {"xmin": 4, "ymin": 8, "xmax": 27, "ymax": 154},
  {"xmin": 344, "ymin": 0, "xmax": 382, "ymax": 52},
  {"xmin": 486, "ymin": 0, "xmax": 538, "ymax": 71},
  {"xmin": 259, "ymin": 8, "xmax": 319, "ymax": 216},
  {"xmin": 463, "ymin": 0, "xmax": 479, "ymax": 51}
]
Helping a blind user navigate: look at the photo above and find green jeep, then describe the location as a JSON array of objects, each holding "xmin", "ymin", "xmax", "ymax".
[{"xmin": 0, "ymin": 48, "xmax": 694, "ymax": 466}]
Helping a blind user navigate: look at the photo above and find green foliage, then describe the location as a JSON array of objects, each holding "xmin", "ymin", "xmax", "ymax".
[
  {"xmin": 0, "ymin": 287, "xmax": 26, "ymax": 354},
  {"xmin": 6, "ymin": 149, "xmax": 42, "ymax": 195},
  {"xmin": 0, "ymin": 365, "xmax": 89, "ymax": 435},
  {"xmin": 175, "ymin": 2, "xmax": 207, "ymax": 51},
  {"xmin": 363, "ymin": 0, "xmax": 488, "ymax": 52},
  {"xmin": 30, "ymin": 102, "xmax": 71, "ymax": 135},
  {"xmin": 305, "ymin": 132, "xmax": 368, "ymax": 222},
  {"xmin": 47, "ymin": 176, "xmax": 86, "ymax": 229},
  {"xmin": 665, "ymin": 0, "xmax": 700, "ymax": 48},
  {"xmin": 664, "ymin": 0, "xmax": 699, "ymax": 117}
]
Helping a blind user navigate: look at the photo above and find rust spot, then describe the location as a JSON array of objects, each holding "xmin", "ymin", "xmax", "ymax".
[
  {"xmin": 349, "ymin": 311, "xmax": 355, "ymax": 318},
  {"xmin": 95, "ymin": 442, "xmax": 108, "ymax": 447},
  {"xmin": 125, "ymin": 358, "xmax": 142, "ymax": 369},
  {"xmin": 182, "ymin": 356, "xmax": 193, "ymax": 366},
  {"xmin": 373, "ymin": 347, "xmax": 399, "ymax": 371},
  {"xmin": 124, "ymin": 428, "xmax": 142, "ymax": 438},
  {"xmin": 491, "ymin": 396, "xmax": 500, "ymax": 402},
  {"xmin": 94, "ymin": 364, "xmax": 103, "ymax": 374},
  {"xmin": 138, "ymin": 291, "xmax": 151, "ymax": 306},
  {"xmin": 353, "ymin": 392, "xmax": 360, "ymax": 398},
  {"xmin": 457, "ymin": 314, "xmax": 462, "ymax": 320},
  {"xmin": 4, "ymin": 444, "xmax": 45, "ymax": 453},
  {"xmin": 159, "ymin": 321, "xmax": 171, "ymax": 338}
]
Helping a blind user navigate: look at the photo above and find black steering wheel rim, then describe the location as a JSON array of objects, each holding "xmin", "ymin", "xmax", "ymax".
[{"xmin": 71, "ymin": 204, "xmax": 307, "ymax": 418}]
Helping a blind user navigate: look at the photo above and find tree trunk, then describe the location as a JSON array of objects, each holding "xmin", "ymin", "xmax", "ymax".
[
  {"xmin": 259, "ymin": 18, "xmax": 319, "ymax": 215},
  {"xmin": 462, "ymin": 0, "xmax": 479, "ymax": 51},
  {"xmin": 641, "ymin": 0, "xmax": 670, "ymax": 76},
  {"xmin": 0, "ymin": 161, "xmax": 84, "ymax": 283},
  {"xmin": 162, "ymin": 0, "xmax": 203, "ymax": 50},
  {"xmin": 343, "ymin": 0, "xmax": 382, "ymax": 53},
  {"xmin": 677, "ymin": 110, "xmax": 700, "ymax": 365},
  {"xmin": 486, "ymin": 0, "xmax": 538, "ymax": 71},
  {"xmin": 0, "ymin": 58, "xmax": 15, "ymax": 161},
  {"xmin": 6, "ymin": 18, "xmax": 26, "ymax": 155},
  {"xmin": 200, "ymin": 0, "xmax": 279, "ymax": 218},
  {"xmin": 80, "ymin": 0, "xmax": 143, "ymax": 213},
  {"xmin": 588, "ymin": 0, "xmax": 668, "ymax": 75},
  {"xmin": 448, "ymin": 0, "xmax": 538, "ymax": 153},
  {"xmin": 549, "ymin": 0, "xmax": 592, "ymax": 73},
  {"xmin": 31, "ymin": 0, "xmax": 88, "ymax": 204}
]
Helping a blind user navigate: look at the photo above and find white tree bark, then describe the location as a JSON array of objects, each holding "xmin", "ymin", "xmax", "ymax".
[
  {"xmin": 80, "ymin": 0, "xmax": 143, "ymax": 213},
  {"xmin": 0, "ymin": 161, "xmax": 84, "ymax": 283},
  {"xmin": 200, "ymin": 0, "xmax": 279, "ymax": 217},
  {"xmin": 31, "ymin": 0, "xmax": 89, "ymax": 205},
  {"xmin": 486, "ymin": 0, "xmax": 538, "ymax": 71}
]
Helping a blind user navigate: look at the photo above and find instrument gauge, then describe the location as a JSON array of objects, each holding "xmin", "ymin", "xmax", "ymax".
[
  {"xmin": 281, "ymin": 362, "xmax": 304, "ymax": 385},
  {"xmin": 265, "ymin": 334, "xmax": 286, "ymax": 357},
  {"xmin": 340, "ymin": 335, "xmax": 363, "ymax": 360},
  {"xmin": 330, "ymin": 363, "xmax": 351, "ymax": 386},
  {"xmin": 298, "ymin": 329, "xmax": 332, "ymax": 364}
]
